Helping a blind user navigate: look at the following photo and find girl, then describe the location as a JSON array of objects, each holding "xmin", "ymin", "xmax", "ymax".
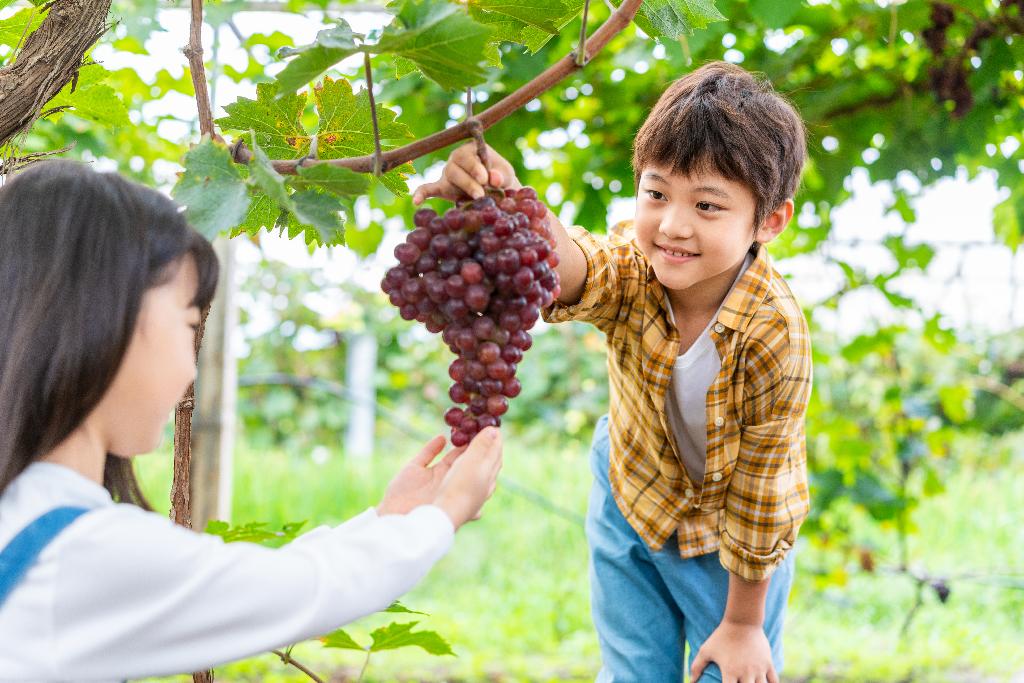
[{"xmin": 0, "ymin": 160, "xmax": 503, "ymax": 680}]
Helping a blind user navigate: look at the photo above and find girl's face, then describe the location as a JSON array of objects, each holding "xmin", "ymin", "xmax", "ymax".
[{"xmin": 95, "ymin": 257, "xmax": 203, "ymax": 458}]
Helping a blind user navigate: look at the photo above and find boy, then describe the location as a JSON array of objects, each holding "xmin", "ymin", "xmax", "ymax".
[{"xmin": 413, "ymin": 61, "xmax": 812, "ymax": 682}]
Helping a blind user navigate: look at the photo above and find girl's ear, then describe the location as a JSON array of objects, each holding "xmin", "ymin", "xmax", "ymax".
[{"xmin": 755, "ymin": 199, "xmax": 795, "ymax": 245}]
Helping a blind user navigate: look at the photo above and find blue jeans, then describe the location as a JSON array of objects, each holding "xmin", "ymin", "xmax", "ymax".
[{"xmin": 587, "ymin": 414, "xmax": 794, "ymax": 682}]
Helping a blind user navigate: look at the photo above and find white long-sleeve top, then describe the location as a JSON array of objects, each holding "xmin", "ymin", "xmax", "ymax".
[{"xmin": 0, "ymin": 462, "xmax": 455, "ymax": 682}]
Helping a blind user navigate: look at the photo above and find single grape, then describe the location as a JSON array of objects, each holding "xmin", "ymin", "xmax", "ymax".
[
  {"xmin": 414, "ymin": 208, "xmax": 437, "ymax": 227},
  {"xmin": 395, "ymin": 243, "xmax": 420, "ymax": 265}
]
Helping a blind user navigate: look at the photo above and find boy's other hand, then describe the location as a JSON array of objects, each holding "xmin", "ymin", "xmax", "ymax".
[
  {"xmin": 690, "ymin": 620, "xmax": 778, "ymax": 683},
  {"xmin": 412, "ymin": 142, "xmax": 520, "ymax": 206}
]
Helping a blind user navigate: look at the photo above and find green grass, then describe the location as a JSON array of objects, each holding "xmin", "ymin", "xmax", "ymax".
[{"xmin": 135, "ymin": 431, "xmax": 1024, "ymax": 683}]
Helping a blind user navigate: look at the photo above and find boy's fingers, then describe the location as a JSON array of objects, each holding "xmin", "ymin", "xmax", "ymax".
[
  {"xmin": 444, "ymin": 163, "xmax": 485, "ymax": 199},
  {"xmin": 766, "ymin": 667, "xmax": 779, "ymax": 683},
  {"xmin": 489, "ymin": 169, "xmax": 505, "ymax": 187}
]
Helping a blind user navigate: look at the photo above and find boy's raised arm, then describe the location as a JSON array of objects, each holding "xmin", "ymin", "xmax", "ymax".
[{"xmin": 412, "ymin": 142, "xmax": 588, "ymax": 305}]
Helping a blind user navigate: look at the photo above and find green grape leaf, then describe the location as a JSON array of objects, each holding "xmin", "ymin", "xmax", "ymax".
[
  {"xmin": 171, "ymin": 137, "xmax": 251, "ymax": 239},
  {"xmin": 614, "ymin": 0, "xmax": 725, "ymax": 39},
  {"xmin": 467, "ymin": 0, "xmax": 573, "ymax": 34},
  {"xmin": 320, "ymin": 628, "xmax": 366, "ymax": 651},
  {"xmin": 234, "ymin": 191, "xmax": 282, "ymax": 238},
  {"xmin": 368, "ymin": 621, "xmax": 455, "ymax": 656},
  {"xmin": 274, "ymin": 21, "xmax": 362, "ymax": 96},
  {"xmin": 384, "ymin": 601, "xmax": 429, "ymax": 615},
  {"xmin": 43, "ymin": 63, "xmax": 130, "ymax": 127},
  {"xmin": 292, "ymin": 163, "xmax": 371, "ymax": 197},
  {"xmin": 371, "ymin": 0, "xmax": 492, "ymax": 91},
  {"xmin": 313, "ymin": 76, "xmax": 415, "ymax": 197},
  {"xmin": 291, "ymin": 190, "xmax": 346, "ymax": 246},
  {"xmin": 216, "ymin": 82, "xmax": 311, "ymax": 160}
]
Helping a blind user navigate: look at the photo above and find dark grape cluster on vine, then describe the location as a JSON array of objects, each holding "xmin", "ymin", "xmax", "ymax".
[{"xmin": 381, "ymin": 187, "xmax": 561, "ymax": 446}]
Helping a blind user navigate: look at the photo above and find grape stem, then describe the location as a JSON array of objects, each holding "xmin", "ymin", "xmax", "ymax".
[
  {"xmin": 575, "ymin": 0, "xmax": 592, "ymax": 66},
  {"xmin": 364, "ymin": 52, "xmax": 384, "ymax": 178},
  {"xmin": 229, "ymin": 0, "xmax": 644, "ymax": 174}
]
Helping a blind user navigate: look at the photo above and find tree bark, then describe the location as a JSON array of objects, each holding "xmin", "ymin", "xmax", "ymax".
[{"xmin": 0, "ymin": 0, "xmax": 112, "ymax": 148}]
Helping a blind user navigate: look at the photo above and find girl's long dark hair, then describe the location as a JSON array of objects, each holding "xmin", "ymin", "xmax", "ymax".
[{"xmin": 0, "ymin": 160, "xmax": 219, "ymax": 506}]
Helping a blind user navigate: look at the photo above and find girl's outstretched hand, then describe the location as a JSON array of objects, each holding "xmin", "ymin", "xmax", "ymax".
[
  {"xmin": 376, "ymin": 428, "xmax": 503, "ymax": 529},
  {"xmin": 376, "ymin": 435, "xmax": 463, "ymax": 516}
]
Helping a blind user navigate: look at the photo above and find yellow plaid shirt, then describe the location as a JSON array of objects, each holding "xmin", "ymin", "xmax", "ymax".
[{"xmin": 544, "ymin": 222, "xmax": 813, "ymax": 581}]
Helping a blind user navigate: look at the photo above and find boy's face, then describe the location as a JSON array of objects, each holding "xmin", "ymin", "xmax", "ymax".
[{"xmin": 633, "ymin": 164, "xmax": 791, "ymax": 300}]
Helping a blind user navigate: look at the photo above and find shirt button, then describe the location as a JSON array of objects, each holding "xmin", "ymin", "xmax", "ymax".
[
  {"xmin": 712, "ymin": 472, "xmax": 723, "ymax": 482},
  {"xmin": 685, "ymin": 488, "xmax": 695, "ymax": 498},
  {"xmin": 714, "ymin": 416, "xmax": 726, "ymax": 427},
  {"xmin": 713, "ymin": 323, "xmax": 725, "ymax": 334}
]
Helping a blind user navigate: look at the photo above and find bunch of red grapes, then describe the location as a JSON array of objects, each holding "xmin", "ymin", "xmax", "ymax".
[{"xmin": 380, "ymin": 187, "xmax": 561, "ymax": 446}]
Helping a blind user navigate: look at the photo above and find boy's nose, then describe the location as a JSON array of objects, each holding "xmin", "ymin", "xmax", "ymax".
[{"xmin": 660, "ymin": 213, "xmax": 694, "ymax": 239}]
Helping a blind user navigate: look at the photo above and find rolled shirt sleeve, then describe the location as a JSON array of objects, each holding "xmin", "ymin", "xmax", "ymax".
[{"xmin": 718, "ymin": 313, "xmax": 813, "ymax": 582}]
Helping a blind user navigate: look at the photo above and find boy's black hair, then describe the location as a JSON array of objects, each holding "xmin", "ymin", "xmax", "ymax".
[
  {"xmin": 633, "ymin": 61, "xmax": 807, "ymax": 229},
  {"xmin": 0, "ymin": 160, "xmax": 219, "ymax": 505}
]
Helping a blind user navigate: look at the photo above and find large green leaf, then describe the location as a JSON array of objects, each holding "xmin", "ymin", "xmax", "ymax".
[
  {"xmin": 171, "ymin": 138, "xmax": 251, "ymax": 239},
  {"xmin": 372, "ymin": 0, "xmax": 492, "ymax": 91},
  {"xmin": 467, "ymin": 0, "xmax": 574, "ymax": 35},
  {"xmin": 216, "ymin": 82, "xmax": 310, "ymax": 160},
  {"xmin": 313, "ymin": 76, "xmax": 415, "ymax": 197},
  {"xmin": 614, "ymin": 0, "xmax": 725, "ymax": 39},
  {"xmin": 274, "ymin": 21, "xmax": 362, "ymax": 96},
  {"xmin": 368, "ymin": 621, "xmax": 455, "ymax": 656}
]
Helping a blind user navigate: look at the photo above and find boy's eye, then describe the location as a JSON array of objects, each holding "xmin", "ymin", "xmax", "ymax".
[
  {"xmin": 646, "ymin": 190, "xmax": 666, "ymax": 201},
  {"xmin": 696, "ymin": 201, "xmax": 722, "ymax": 212}
]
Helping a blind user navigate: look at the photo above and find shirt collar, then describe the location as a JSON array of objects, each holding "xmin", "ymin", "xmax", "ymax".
[{"xmin": 717, "ymin": 245, "xmax": 772, "ymax": 334}]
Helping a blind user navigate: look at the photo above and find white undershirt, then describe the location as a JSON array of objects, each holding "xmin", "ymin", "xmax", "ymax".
[
  {"xmin": 664, "ymin": 253, "xmax": 753, "ymax": 485},
  {"xmin": 0, "ymin": 462, "xmax": 454, "ymax": 682}
]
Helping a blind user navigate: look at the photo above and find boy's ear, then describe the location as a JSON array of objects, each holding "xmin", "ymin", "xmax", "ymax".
[{"xmin": 755, "ymin": 199, "xmax": 794, "ymax": 245}]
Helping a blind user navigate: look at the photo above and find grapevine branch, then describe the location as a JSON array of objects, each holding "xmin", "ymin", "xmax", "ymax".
[
  {"xmin": 174, "ymin": 2, "xmax": 219, "ymax": 681},
  {"xmin": 183, "ymin": 0, "xmax": 218, "ymax": 139},
  {"xmin": 230, "ymin": 0, "xmax": 643, "ymax": 174},
  {"xmin": 272, "ymin": 649, "xmax": 324, "ymax": 683}
]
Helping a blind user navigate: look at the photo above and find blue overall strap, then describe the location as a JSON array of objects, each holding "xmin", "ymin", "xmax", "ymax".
[{"xmin": 0, "ymin": 506, "xmax": 90, "ymax": 607}]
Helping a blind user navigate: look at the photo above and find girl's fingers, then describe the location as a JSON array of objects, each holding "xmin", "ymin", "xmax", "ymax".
[
  {"xmin": 411, "ymin": 435, "xmax": 447, "ymax": 466},
  {"xmin": 439, "ymin": 445, "xmax": 468, "ymax": 468}
]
